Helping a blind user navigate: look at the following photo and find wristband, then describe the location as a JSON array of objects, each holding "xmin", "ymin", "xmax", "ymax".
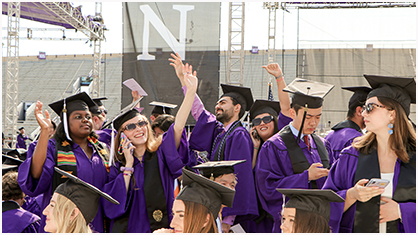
[
  {"xmin": 254, "ymin": 147, "xmax": 259, "ymax": 150},
  {"xmin": 120, "ymin": 167, "xmax": 134, "ymax": 173},
  {"xmin": 123, "ymin": 173, "xmax": 132, "ymax": 177},
  {"xmin": 275, "ymin": 73, "xmax": 284, "ymax": 80}
]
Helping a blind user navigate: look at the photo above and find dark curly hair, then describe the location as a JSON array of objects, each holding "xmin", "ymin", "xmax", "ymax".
[{"xmin": 2, "ymin": 171, "xmax": 24, "ymax": 201}]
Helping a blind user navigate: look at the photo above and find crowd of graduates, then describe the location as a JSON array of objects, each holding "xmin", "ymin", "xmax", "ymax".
[{"xmin": 2, "ymin": 52, "xmax": 416, "ymax": 233}]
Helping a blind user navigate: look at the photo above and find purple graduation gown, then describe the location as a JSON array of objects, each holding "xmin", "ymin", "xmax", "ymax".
[
  {"xmin": 254, "ymin": 128, "xmax": 334, "ymax": 232},
  {"xmin": 189, "ymin": 110, "xmax": 259, "ymax": 224},
  {"xmin": 277, "ymin": 112, "xmax": 293, "ymax": 132},
  {"xmin": 325, "ymin": 120, "xmax": 362, "ymax": 161},
  {"xmin": 22, "ymin": 194, "xmax": 44, "ymax": 218},
  {"xmin": 102, "ymin": 124, "xmax": 192, "ymax": 233},
  {"xmin": 17, "ymin": 138, "xmax": 109, "ymax": 233},
  {"xmin": 2, "ymin": 201, "xmax": 41, "ymax": 233},
  {"xmin": 96, "ymin": 128, "xmax": 114, "ymax": 147},
  {"xmin": 322, "ymin": 146, "xmax": 416, "ymax": 233},
  {"xmin": 17, "ymin": 134, "xmax": 29, "ymax": 149}
]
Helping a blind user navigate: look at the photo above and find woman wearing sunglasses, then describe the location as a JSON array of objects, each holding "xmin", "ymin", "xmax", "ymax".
[
  {"xmin": 323, "ymin": 75, "xmax": 416, "ymax": 233},
  {"xmin": 100, "ymin": 67, "xmax": 197, "ymax": 233}
]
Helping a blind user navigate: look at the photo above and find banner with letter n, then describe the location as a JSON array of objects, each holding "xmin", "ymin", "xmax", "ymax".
[{"xmin": 122, "ymin": 2, "xmax": 220, "ymax": 124}]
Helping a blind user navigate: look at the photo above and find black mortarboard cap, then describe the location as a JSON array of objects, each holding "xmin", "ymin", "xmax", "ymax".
[
  {"xmin": 149, "ymin": 101, "xmax": 177, "ymax": 115},
  {"xmin": 276, "ymin": 188, "xmax": 344, "ymax": 222},
  {"xmin": 249, "ymin": 99, "xmax": 281, "ymax": 120},
  {"xmin": 2, "ymin": 154, "xmax": 22, "ymax": 175},
  {"xmin": 54, "ymin": 167, "xmax": 119, "ymax": 224},
  {"xmin": 221, "ymin": 84, "xmax": 254, "ymax": 111},
  {"xmin": 18, "ymin": 127, "xmax": 25, "ymax": 130},
  {"xmin": 342, "ymin": 86, "xmax": 372, "ymax": 108},
  {"xmin": 92, "ymin": 97, "xmax": 107, "ymax": 107},
  {"xmin": 177, "ymin": 168, "xmax": 235, "ymax": 217},
  {"xmin": 284, "ymin": 78, "xmax": 334, "ymax": 109},
  {"xmin": 364, "ymin": 74, "xmax": 416, "ymax": 115},
  {"xmin": 109, "ymin": 98, "xmax": 142, "ymax": 131},
  {"xmin": 48, "ymin": 92, "xmax": 97, "ymax": 117},
  {"xmin": 193, "ymin": 160, "xmax": 246, "ymax": 180}
]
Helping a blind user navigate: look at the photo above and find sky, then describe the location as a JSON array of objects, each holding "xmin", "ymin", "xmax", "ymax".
[{"xmin": 1, "ymin": 2, "xmax": 416, "ymax": 57}]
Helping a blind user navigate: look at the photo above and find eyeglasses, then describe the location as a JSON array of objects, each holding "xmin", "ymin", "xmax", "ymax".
[
  {"xmin": 362, "ymin": 103, "xmax": 386, "ymax": 114},
  {"xmin": 123, "ymin": 121, "xmax": 148, "ymax": 131},
  {"xmin": 252, "ymin": 115, "xmax": 274, "ymax": 126},
  {"xmin": 99, "ymin": 109, "xmax": 108, "ymax": 115}
]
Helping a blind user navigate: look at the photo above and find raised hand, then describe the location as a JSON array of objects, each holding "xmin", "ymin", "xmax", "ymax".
[
  {"xmin": 250, "ymin": 127, "xmax": 261, "ymax": 149},
  {"xmin": 183, "ymin": 63, "xmax": 198, "ymax": 93},
  {"xmin": 262, "ymin": 63, "xmax": 283, "ymax": 78},
  {"xmin": 34, "ymin": 100, "xmax": 52, "ymax": 131},
  {"xmin": 169, "ymin": 52, "xmax": 186, "ymax": 86}
]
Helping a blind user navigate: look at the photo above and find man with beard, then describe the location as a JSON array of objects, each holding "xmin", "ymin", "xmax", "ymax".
[{"xmin": 169, "ymin": 54, "xmax": 258, "ymax": 233}]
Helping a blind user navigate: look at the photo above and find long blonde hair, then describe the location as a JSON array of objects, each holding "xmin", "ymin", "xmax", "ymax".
[
  {"xmin": 114, "ymin": 113, "xmax": 162, "ymax": 166},
  {"xmin": 353, "ymin": 97, "xmax": 416, "ymax": 163},
  {"xmin": 183, "ymin": 201, "xmax": 218, "ymax": 233},
  {"xmin": 54, "ymin": 194, "xmax": 92, "ymax": 233}
]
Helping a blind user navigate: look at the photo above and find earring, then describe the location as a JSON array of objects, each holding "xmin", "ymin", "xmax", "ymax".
[{"xmin": 388, "ymin": 123, "xmax": 393, "ymax": 135}]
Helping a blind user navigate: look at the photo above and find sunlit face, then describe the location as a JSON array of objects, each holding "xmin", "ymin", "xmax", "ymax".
[
  {"xmin": 121, "ymin": 115, "xmax": 148, "ymax": 146},
  {"xmin": 43, "ymin": 193, "xmax": 59, "ymax": 233},
  {"xmin": 97, "ymin": 105, "xmax": 107, "ymax": 119},
  {"xmin": 280, "ymin": 207, "xmax": 296, "ymax": 233},
  {"xmin": 291, "ymin": 107, "xmax": 322, "ymax": 135},
  {"xmin": 69, "ymin": 110, "xmax": 93, "ymax": 138},
  {"xmin": 153, "ymin": 127, "xmax": 165, "ymax": 138},
  {"xmin": 214, "ymin": 173, "xmax": 237, "ymax": 190},
  {"xmin": 170, "ymin": 199, "xmax": 185, "ymax": 233},
  {"xmin": 253, "ymin": 113, "xmax": 275, "ymax": 141},
  {"xmin": 215, "ymin": 97, "xmax": 235, "ymax": 124},
  {"xmin": 362, "ymin": 97, "xmax": 393, "ymax": 134}
]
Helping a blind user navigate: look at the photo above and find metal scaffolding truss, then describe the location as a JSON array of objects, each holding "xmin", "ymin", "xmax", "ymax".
[
  {"xmin": 263, "ymin": 2, "xmax": 279, "ymax": 97},
  {"xmin": 226, "ymin": 2, "xmax": 245, "ymax": 87},
  {"xmin": 281, "ymin": 2, "xmax": 416, "ymax": 9},
  {"xmin": 5, "ymin": 2, "xmax": 20, "ymax": 148}
]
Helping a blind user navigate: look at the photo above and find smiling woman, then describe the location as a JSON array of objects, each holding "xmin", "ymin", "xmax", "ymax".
[{"xmin": 17, "ymin": 92, "xmax": 111, "ymax": 233}]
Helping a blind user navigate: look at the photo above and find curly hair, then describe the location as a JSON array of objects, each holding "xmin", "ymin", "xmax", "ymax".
[{"xmin": 2, "ymin": 171, "xmax": 24, "ymax": 201}]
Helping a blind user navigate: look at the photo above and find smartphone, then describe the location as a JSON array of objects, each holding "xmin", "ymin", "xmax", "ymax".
[
  {"xmin": 365, "ymin": 178, "xmax": 390, "ymax": 188},
  {"xmin": 252, "ymin": 129, "xmax": 260, "ymax": 141},
  {"xmin": 120, "ymin": 132, "xmax": 134, "ymax": 155}
]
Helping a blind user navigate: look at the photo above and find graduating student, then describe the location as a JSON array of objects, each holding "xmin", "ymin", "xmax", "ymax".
[
  {"xmin": 323, "ymin": 75, "xmax": 416, "ymax": 233},
  {"xmin": 255, "ymin": 78, "xmax": 334, "ymax": 232},
  {"xmin": 149, "ymin": 101, "xmax": 178, "ymax": 123},
  {"xmin": 325, "ymin": 86, "xmax": 372, "ymax": 160},
  {"xmin": 17, "ymin": 127, "xmax": 31, "ymax": 150},
  {"xmin": 277, "ymin": 188, "xmax": 344, "ymax": 233},
  {"xmin": 152, "ymin": 114, "xmax": 176, "ymax": 138},
  {"xmin": 154, "ymin": 167, "xmax": 235, "ymax": 233},
  {"xmin": 169, "ymin": 54, "xmax": 258, "ymax": 232},
  {"xmin": 17, "ymin": 92, "xmax": 110, "ymax": 233},
  {"xmin": 43, "ymin": 168, "xmax": 118, "ymax": 233},
  {"xmin": 101, "ymin": 72, "xmax": 196, "ymax": 233},
  {"xmin": 193, "ymin": 160, "xmax": 245, "ymax": 232},
  {"xmin": 3, "ymin": 170, "xmax": 41, "ymax": 233}
]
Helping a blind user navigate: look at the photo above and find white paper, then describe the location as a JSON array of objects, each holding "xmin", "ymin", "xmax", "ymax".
[
  {"xmin": 123, "ymin": 78, "xmax": 148, "ymax": 96},
  {"xmin": 230, "ymin": 224, "xmax": 246, "ymax": 233}
]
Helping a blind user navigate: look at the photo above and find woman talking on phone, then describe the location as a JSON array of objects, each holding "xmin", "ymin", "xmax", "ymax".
[
  {"xmin": 323, "ymin": 75, "xmax": 416, "ymax": 233},
  {"xmin": 101, "ymin": 66, "xmax": 197, "ymax": 233}
]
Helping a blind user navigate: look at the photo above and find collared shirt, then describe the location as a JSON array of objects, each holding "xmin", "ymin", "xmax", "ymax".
[{"xmin": 289, "ymin": 122, "xmax": 309, "ymax": 141}]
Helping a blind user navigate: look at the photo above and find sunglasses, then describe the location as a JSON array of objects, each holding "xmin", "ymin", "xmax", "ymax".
[
  {"xmin": 252, "ymin": 115, "xmax": 274, "ymax": 126},
  {"xmin": 362, "ymin": 103, "xmax": 386, "ymax": 114},
  {"xmin": 123, "ymin": 121, "xmax": 148, "ymax": 131},
  {"xmin": 99, "ymin": 109, "xmax": 108, "ymax": 115}
]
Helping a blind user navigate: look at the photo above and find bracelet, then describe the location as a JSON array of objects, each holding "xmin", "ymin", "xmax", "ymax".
[
  {"xmin": 120, "ymin": 166, "xmax": 134, "ymax": 173},
  {"xmin": 275, "ymin": 73, "xmax": 284, "ymax": 81},
  {"xmin": 254, "ymin": 147, "xmax": 259, "ymax": 150},
  {"xmin": 123, "ymin": 173, "xmax": 132, "ymax": 177}
]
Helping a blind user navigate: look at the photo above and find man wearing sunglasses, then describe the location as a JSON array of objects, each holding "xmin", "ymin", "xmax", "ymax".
[
  {"xmin": 89, "ymin": 97, "xmax": 112, "ymax": 146},
  {"xmin": 169, "ymin": 53, "xmax": 258, "ymax": 233},
  {"xmin": 325, "ymin": 86, "xmax": 371, "ymax": 161},
  {"xmin": 255, "ymin": 78, "xmax": 335, "ymax": 233}
]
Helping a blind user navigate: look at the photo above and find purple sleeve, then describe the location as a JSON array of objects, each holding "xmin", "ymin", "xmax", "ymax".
[
  {"xmin": 22, "ymin": 221, "xmax": 41, "ymax": 233},
  {"xmin": 255, "ymin": 140, "xmax": 310, "ymax": 220},
  {"xmin": 101, "ymin": 163, "xmax": 132, "ymax": 219},
  {"xmin": 399, "ymin": 202, "xmax": 416, "ymax": 233},
  {"xmin": 17, "ymin": 139, "xmax": 56, "ymax": 197},
  {"xmin": 322, "ymin": 147, "xmax": 359, "ymax": 233},
  {"xmin": 189, "ymin": 110, "xmax": 223, "ymax": 153},
  {"xmin": 277, "ymin": 111, "xmax": 292, "ymax": 131},
  {"xmin": 222, "ymin": 215, "xmax": 236, "ymax": 225},
  {"xmin": 182, "ymin": 85, "xmax": 205, "ymax": 120},
  {"xmin": 324, "ymin": 138, "xmax": 335, "ymax": 166},
  {"xmin": 158, "ymin": 123, "xmax": 194, "ymax": 178}
]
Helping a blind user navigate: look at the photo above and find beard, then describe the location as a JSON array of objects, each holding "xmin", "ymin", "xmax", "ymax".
[{"xmin": 216, "ymin": 108, "xmax": 234, "ymax": 124}]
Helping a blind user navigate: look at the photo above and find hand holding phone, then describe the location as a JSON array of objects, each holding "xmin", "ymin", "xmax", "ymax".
[
  {"xmin": 119, "ymin": 132, "xmax": 134, "ymax": 156},
  {"xmin": 366, "ymin": 178, "xmax": 390, "ymax": 189}
]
